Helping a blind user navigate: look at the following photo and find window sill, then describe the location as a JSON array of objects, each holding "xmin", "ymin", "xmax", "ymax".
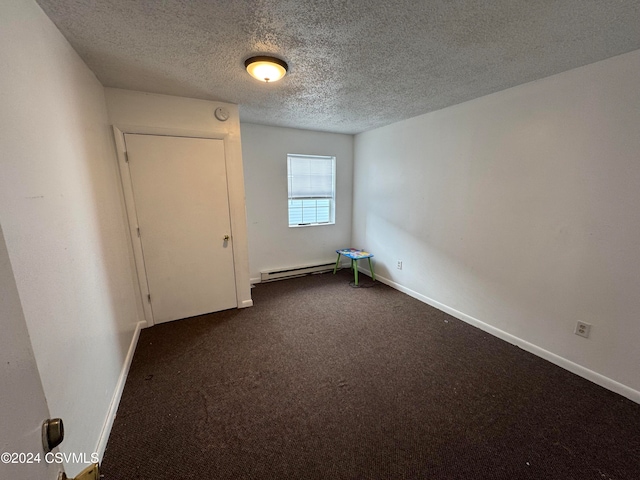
[{"xmin": 289, "ymin": 222, "xmax": 335, "ymax": 228}]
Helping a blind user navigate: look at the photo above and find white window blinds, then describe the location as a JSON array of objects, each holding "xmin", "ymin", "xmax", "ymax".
[
  {"xmin": 287, "ymin": 155, "xmax": 335, "ymax": 199},
  {"xmin": 287, "ymin": 154, "xmax": 336, "ymax": 226}
]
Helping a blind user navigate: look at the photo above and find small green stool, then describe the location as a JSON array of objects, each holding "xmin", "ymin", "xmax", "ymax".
[{"xmin": 333, "ymin": 248, "xmax": 375, "ymax": 286}]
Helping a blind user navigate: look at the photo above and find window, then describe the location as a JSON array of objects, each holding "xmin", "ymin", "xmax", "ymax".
[{"xmin": 287, "ymin": 154, "xmax": 336, "ymax": 227}]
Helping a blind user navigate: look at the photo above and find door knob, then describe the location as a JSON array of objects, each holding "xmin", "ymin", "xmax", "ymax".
[
  {"xmin": 42, "ymin": 418, "xmax": 64, "ymax": 453},
  {"xmin": 223, "ymin": 235, "xmax": 230, "ymax": 241}
]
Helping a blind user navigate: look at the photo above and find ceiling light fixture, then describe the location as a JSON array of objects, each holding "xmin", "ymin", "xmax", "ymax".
[{"xmin": 244, "ymin": 56, "xmax": 288, "ymax": 83}]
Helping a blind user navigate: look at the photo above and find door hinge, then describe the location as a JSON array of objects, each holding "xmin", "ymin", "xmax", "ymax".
[
  {"xmin": 58, "ymin": 463, "xmax": 100, "ymax": 480},
  {"xmin": 124, "ymin": 151, "xmax": 129, "ymax": 163},
  {"xmin": 147, "ymin": 294, "xmax": 151, "ymax": 303},
  {"xmin": 137, "ymin": 227, "xmax": 141, "ymax": 237}
]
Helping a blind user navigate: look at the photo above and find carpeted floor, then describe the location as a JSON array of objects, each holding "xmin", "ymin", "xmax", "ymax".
[{"xmin": 101, "ymin": 270, "xmax": 640, "ymax": 479}]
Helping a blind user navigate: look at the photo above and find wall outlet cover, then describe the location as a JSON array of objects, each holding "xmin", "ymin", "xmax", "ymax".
[{"xmin": 575, "ymin": 321, "xmax": 592, "ymax": 338}]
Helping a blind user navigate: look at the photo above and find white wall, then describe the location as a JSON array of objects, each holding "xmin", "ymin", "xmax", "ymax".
[
  {"xmin": 353, "ymin": 50, "xmax": 640, "ymax": 401},
  {"xmin": 241, "ymin": 123, "xmax": 354, "ymax": 281},
  {"xmin": 104, "ymin": 88, "xmax": 253, "ymax": 308},
  {"xmin": 0, "ymin": 1, "xmax": 140, "ymax": 476}
]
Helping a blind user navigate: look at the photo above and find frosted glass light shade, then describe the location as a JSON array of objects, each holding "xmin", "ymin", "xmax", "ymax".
[{"xmin": 245, "ymin": 56, "xmax": 288, "ymax": 83}]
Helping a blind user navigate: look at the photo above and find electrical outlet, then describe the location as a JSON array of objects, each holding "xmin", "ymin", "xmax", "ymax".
[
  {"xmin": 575, "ymin": 321, "xmax": 591, "ymax": 338},
  {"xmin": 397, "ymin": 261, "xmax": 402, "ymax": 270}
]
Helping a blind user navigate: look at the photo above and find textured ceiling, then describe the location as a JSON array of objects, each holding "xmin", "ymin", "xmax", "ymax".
[{"xmin": 36, "ymin": 0, "xmax": 640, "ymax": 134}]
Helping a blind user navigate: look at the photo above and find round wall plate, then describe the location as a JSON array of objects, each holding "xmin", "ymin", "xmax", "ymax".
[{"xmin": 214, "ymin": 107, "xmax": 230, "ymax": 122}]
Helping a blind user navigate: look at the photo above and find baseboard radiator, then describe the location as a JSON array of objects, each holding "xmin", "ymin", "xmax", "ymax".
[{"xmin": 260, "ymin": 261, "xmax": 338, "ymax": 282}]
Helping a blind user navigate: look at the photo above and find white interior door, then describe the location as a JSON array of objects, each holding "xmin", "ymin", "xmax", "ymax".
[
  {"xmin": 1, "ymin": 225, "xmax": 61, "ymax": 480},
  {"xmin": 125, "ymin": 134, "xmax": 237, "ymax": 324}
]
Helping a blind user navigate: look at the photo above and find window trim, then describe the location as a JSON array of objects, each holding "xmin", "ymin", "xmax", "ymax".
[{"xmin": 287, "ymin": 154, "xmax": 336, "ymax": 227}]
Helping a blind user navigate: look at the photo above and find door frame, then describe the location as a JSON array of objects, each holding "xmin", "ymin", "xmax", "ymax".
[{"xmin": 112, "ymin": 125, "xmax": 247, "ymax": 326}]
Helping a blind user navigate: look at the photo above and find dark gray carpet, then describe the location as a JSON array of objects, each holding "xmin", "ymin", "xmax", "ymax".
[{"xmin": 101, "ymin": 270, "xmax": 640, "ymax": 479}]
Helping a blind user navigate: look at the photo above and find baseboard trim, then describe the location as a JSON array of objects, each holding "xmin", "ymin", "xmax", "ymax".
[
  {"xmin": 240, "ymin": 299, "xmax": 254, "ymax": 308},
  {"xmin": 95, "ymin": 320, "xmax": 144, "ymax": 460},
  {"xmin": 250, "ymin": 277, "xmax": 261, "ymax": 285},
  {"xmin": 360, "ymin": 268, "xmax": 640, "ymax": 404}
]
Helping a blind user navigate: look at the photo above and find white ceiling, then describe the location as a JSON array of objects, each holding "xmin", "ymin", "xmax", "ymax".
[{"xmin": 36, "ymin": 0, "xmax": 640, "ymax": 134}]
